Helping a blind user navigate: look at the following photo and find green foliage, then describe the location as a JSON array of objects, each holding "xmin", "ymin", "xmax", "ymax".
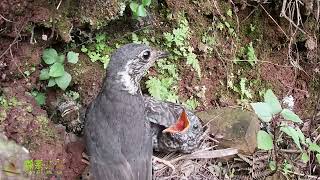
[
  {"xmin": 228, "ymin": 77, "xmax": 252, "ymax": 101},
  {"xmin": 264, "ymin": 89, "xmax": 282, "ymax": 114},
  {"xmin": 280, "ymin": 126, "xmax": 303, "ymax": 150},
  {"xmin": 163, "ymin": 17, "xmax": 201, "ymax": 78},
  {"xmin": 129, "ymin": 0, "xmax": 151, "ymax": 18},
  {"xmin": 246, "ymin": 42, "xmax": 257, "ymax": 66},
  {"xmin": 146, "ymin": 77, "xmax": 178, "ymax": 103},
  {"xmin": 257, "ymin": 130, "xmax": 273, "ymax": 150},
  {"xmin": 31, "ymin": 91, "xmax": 46, "ymax": 106},
  {"xmin": 280, "ymin": 109, "xmax": 302, "ymax": 123},
  {"xmin": 269, "ymin": 161, "xmax": 276, "ymax": 171},
  {"xmin": 40, "ymin": 48, "xmax": 78, "ymax": 90},
  {"xmin": 234, "ymin": 42, "xmax": 257, "ymax": 66},
  {"xmin": 24, "ymin": 66, "xmax": 36, "ymax": 77},
  {"xmin": 251, "ymin": 89, "xmax": 320, "ymax": 165},
  {"xmin": 183, "ymin": 97, "xmax": 199, "ymax": 110},
  {"xmin": 67, "ymin": 51, "xmax": 79, "ymax": 64},
  {"xmin": 251, "ymin": 102, "xmax": 273, "ymax": 122},
  {"xmin": 65, "ymin": 90, "xmax": 80, "ymax": 101},
  {"xmin": 301, "ymin": 152, "xmax": 309, "ymax": 163},
  {"xmin": 81, "ymin": 33, "xmax": 111, "ymax": 69},
  {"xmin": 282, "ymin": 160, "xmax": 293, "ymax": 175}
]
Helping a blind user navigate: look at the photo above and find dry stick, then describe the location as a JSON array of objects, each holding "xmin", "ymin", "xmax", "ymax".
[
  {"xmin": 259, "ymin": 4, "xmax": 289, "ymax": 39},
  {"xmin": 241, "ymin": 8, "xmax": 257, "ymax": 24},
  {"xmin": 56, "ymin": 0, "xmax": 63, "ymax": 10},
  {"xmin": 280, "ymin": 0, "xmax": 306, "ymax": 34},
  {"xmin": 229, "ymin": 0, "xmax": 240, "ymax": 34},
  {"xmin": 0, "ymin": 14, "xmax": 13, "ymax": 22},
  {"xmin": 10, "ymin": 47, "xmax": 27, "ymax": 80},
  {"xmin": 153, "ymin": 156, "xmax": 176, "ymax": 172},
  {"xmin": 230, "ymin": 59, "xmax": 294, "ymax": 68}
]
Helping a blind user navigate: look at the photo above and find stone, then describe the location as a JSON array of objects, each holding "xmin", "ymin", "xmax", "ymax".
[{"xmin": 196, "ymin": 107, "xmax": 260, "ymax": 154}]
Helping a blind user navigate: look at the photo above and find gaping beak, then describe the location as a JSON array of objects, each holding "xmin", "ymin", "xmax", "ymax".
[
  {"xmin": 156, "ymin": 51, "xmax": 170, "ymax": 59},
  {"xmin": 163, "ymin": 110, "xmax": 190, "ymax": 134}
]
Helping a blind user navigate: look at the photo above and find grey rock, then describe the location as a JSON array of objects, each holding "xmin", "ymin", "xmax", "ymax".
[{"xmin": 196, "ymin": 107, "xmax": 260, "ymax": 154}]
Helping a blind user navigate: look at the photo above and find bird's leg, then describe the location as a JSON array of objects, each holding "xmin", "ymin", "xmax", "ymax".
[
  {"xmin": 152, "ymin": 156, "xmax": 176, "ymax": 172},
  {"xmin": 82, "ymin": 152, "xmax": 90, "ymax": 165}
]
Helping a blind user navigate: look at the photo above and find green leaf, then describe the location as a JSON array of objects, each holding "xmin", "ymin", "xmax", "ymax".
[
  {"xmin": 257, "ymin": 130, "xmax": 273, "ymax": 150},
  {"xmin": 57, "ymin": 54, "xmax": 65, "ymax": 63},
  {"xmin": 269, "ymin": 161, "xmax": 276, "ymax": 171},
  {"xmin": 316, "ymin": 154, "xmax": 320, "ymax": 163},
  {"xmin": 130, "ymin": 2, "xmax": 139, "ymax": 13},
  {"xmin": 47, "ymin": 79, "xmax": 56, "ymax": 87},
  {"xmin": 49, "ymin": 63, "xmax": 64, "ymax": 77},
  {"xmin": 55, "ymin": 71, "xmax": 71, "ymax": 90},
  {"xmin": 142, "ymin": 0, "xmax": 151, "ymax": 6},
  {"xmin": 183, "ymin": 97, "xmax": 199, "ymax": 110},
  {"xmin": 280, "ymin": 109, "xmax": 302, "ymax": 123},
  {"xmin": 280, "ymin": 126, "xmax": 302, "ymax": 150},
  {"xmin": 137, "ymin": 5, "xmax": 147, "ymax": 17},
  {"xmin": 42, "ymin": 48, "xmax": 58, "ymax": 65},
  {"xmin": 34, "ymin": 92, "xmax": 46, "ymax": 106},
  {"xmin": 227, "ymin": 9, "xmax": 232, "ymax": 17},
  {"xmin": 264, "ymin": 89, "xmax": 282, "ymax": 115},
  {"xmin": 67, "ymin": 51, "xmax": 79, "ymax": 64},
  {"xmin": 250, "ymin": 102, "xmax": 273, "ymax": 122},
  {"xmin": 39, "ymin": 69, "xmax": 50, "ymax": 80},
  {"xmin": 301, "ymin": 152, "xmax": 309, "ymax": 163},
  {"xmin": 296, "ymin": 128, "xmax": 306, "ymax": 144},
  {"xmin": 308, "ymin": 142, "xmax": 320, "ymax": 153}
]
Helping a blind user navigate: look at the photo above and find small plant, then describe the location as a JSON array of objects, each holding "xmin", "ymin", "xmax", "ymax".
[
  {"xmin": 183, "ymin": 97, "xmax": 199, "ymax": 110},
  {"xmin": 163, "ymin": 17, "xmax": 201, "ymax": 78},
  {"xmin": 81, "ymin": 33, "xmax": 112, "ymax": 69},
  {"xmin": 228, "ymin": 76, "xmax": 253, "ymax": 101},
  {"xmin": 65, "ymin": 90, "xmax": 80, "ymax": 101},
  {"xmin": 235, "ymin": 42, "xmax": 257, "ymax": 66},
  {"xmin": 24, "ymin": 66, "xmax": 36, "ymax": 77},
  {"xmin": 251, "ymin": 89, "xmax": 320, "ymax": 165},
  {"xmin": 31, "ymin": 91, "xmax": 46, "ymax": 106},
  {"xmin": 130, "ymin": 0, "xmax": 151, "ymax": 18},
  {"xmin": 146, "ymin": 77, "xmax": 178, "ymax": 103},
  {"xmin": 40, "ymin": 48, "xmax": 79, "ymax": 90}
]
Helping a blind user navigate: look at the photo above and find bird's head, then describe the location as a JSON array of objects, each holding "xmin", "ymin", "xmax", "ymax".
[{"xmin": 107, "ymin": 43, "xmax": 168, "ymax": 95}]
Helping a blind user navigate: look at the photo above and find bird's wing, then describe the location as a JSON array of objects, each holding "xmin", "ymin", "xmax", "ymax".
[
  {"xmin": 85, "ymin": 103, "xmax": 136, "ymax": 180},
  {"xmin": 144, "ymin": 95, "xmax": 182, "ymax": 127},
  {"xmin": 85, "ymin": 99, "xmax": 152, "ymax": 180}
]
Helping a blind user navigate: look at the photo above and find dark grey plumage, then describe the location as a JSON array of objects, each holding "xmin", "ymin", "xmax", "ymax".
[
  {"xmin": 144, "ymin": 95, "xmax": 204, "ymax": 153},
  {"xmin": 85, "ymin": 43, "xmax": 167, "ymax": 180}
]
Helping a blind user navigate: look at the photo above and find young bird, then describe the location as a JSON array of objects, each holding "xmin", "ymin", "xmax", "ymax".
[
  {"xmin": 144, "ymin": 95, "xmax": 204, "ymax": 153},
  {"xmin": 85, "ymin": 43, "xmax": 168, "ymax": 180}
]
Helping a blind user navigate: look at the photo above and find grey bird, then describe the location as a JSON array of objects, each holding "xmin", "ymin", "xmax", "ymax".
[
  {"xmin": 144, "ymin": 95, "xmax": 204, "ymax": 153},
  {"xmin": 84, "ymin": 43, "xmax": 168, "ymax": 180}
]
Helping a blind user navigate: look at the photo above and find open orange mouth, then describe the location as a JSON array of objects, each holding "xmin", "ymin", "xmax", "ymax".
[{"xmin": 163, "ymin": 110, "xmax": 190, "ymax": 134}]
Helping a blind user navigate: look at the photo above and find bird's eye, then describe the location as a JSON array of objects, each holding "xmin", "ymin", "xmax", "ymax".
[
  {"xmin": 142, "ymin": 50, "xmax": 151, "ymax": 60},
  {"xmin": 193, "ymin": 124, "xmax": 198, "ymax": 129}
]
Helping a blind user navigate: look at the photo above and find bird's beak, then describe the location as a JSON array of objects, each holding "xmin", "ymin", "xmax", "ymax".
[
  {"xmin": 163, "ymin": 110, "xmax": 190, "ymax": 134},
  {"xmin": 156, "ymin": 51, "xmax": 170, "ymax": 59}
]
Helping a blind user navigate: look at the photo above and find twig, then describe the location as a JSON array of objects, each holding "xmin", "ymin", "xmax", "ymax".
[
  {"xmin": 0, "ymin": 14, "xmax": 13, "ymax": 22},
  {"xmin": 259, "ymin": 4, "xmax": 289, "ymax": 39},
  {"xmin": 230, "ymin": 59, "xmax": 294, "ymax": 68},
  {"xmin": 10, "ymin": 47, "xmax": 27, "ymax": 80},
  {"xmin": 280, "ymin": 0, "xmax": 306, "ymax": 34},
  {"xmin": 56, "ymin": 0, "xmax": 63, "ymax": 10},
  {"xmin": 153, "ymin": 156, "xmax": 176, "ymax": 171},
  {"xmin": 290, "ymin": 171, "xmax": 320, "ymax": 179}
]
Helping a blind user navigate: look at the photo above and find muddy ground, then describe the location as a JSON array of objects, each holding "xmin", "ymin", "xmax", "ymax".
[{"xmin": 0, "ymin": 0, "xmax": 319, "ymax": 179}]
